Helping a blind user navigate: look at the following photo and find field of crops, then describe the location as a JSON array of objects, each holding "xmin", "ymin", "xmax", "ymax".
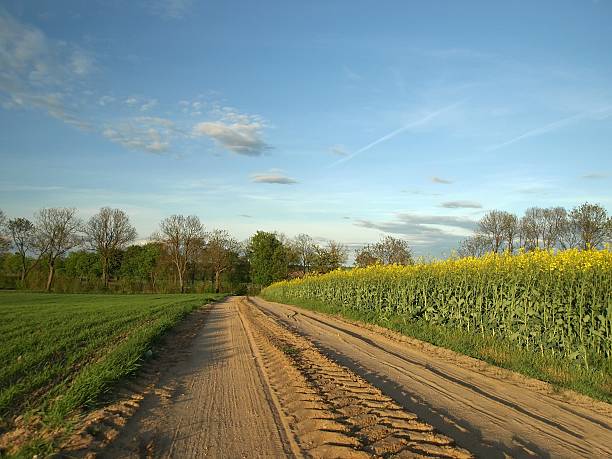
[
  {"xmin": 262, "ymin": 249, "xmax": 612, "ymax": 365},
  {"xmin": 0, "ymin": 292, "xmax": 224, "ymax": 435}
]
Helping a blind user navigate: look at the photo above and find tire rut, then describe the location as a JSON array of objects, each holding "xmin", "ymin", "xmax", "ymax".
[{"xmin": 239, "ymin": 298, "xmax": 473, "ymax": 459}]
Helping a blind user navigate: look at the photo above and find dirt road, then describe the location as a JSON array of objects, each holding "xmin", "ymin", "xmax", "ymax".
[
  {"xmin": 252, "ymin": 297, "xmax": 612, "ymax": 459},
  {"xmin": 82, "ymin": 296, "xmax": 611, "ymax": 458}
]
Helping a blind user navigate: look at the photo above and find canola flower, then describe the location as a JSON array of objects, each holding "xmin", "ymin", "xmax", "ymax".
[{"xmin": 262, "ymin": 249, "xmax": 612, "ymax": 362}]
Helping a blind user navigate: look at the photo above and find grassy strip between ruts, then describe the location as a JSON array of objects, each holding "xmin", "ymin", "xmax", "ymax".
[
  {"xmin": 258, "ymin": 294, "xmax": 612, "ymax": 404},
  {"xmin": 0, "ymin": 292, "xmax": 226, "ymax": 457}
]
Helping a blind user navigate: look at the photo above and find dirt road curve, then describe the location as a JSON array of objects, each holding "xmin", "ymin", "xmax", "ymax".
[{"xmin": 83, "ymin": 296, "xmax": 611, "ymax": 459}]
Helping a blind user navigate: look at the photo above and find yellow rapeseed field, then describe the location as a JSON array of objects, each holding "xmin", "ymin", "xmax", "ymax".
[{"xmin": 263, "ymin": 249, "xmax": 612, "ymax": 363}]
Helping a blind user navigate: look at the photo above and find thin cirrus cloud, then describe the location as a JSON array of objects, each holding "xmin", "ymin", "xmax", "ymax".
[
  {"xmin": 251, "ymin": 171, "xmax": 298, "ymax": 185},
  {"xmin": 439, "ymin": 200, "xmax": 482, "ymax": 209}
]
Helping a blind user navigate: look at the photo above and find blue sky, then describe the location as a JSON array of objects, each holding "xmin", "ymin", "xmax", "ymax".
[{"xmin": 1, "ymin": 0, "xmax": 611, "ymax": 256}]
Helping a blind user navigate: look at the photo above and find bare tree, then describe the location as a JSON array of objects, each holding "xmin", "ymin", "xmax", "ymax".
[
  {"xmin": 84, "ymin": 207, "xmax": 137, "ymax": 287},
  {"xmin": 291, "ymin": 233, "xmax": 316, "ymax": 275},
  {"xmin": 312, "ymin": 241, "xmax": 348, "ymax": 274},
  {"xmin": 500, "ymin": 212, "xmax": 519, "ymax": 253},
  {"xmin": 204, "ymin": 229, "xmax": 239, "ymax": 293},
  {"xmin": 154, "ymin": 215, "xmax": 205, "ymax": 293},
  {"xmin": 355, "ymin": 235, "xmax": 413, "ymax": 266},
  {"xmin": 0, "ymin": 210, "xmax": 9, "ymax": 254},
  {"xmin": 7, "ymin": 217, "xmax": 43, "ymax": 282},
  {"xmin": 541, "ymin": 207, "xmax": 568, "ymax": 249},
  {"xmin": 478, "ymin": 210, "xmax": 507, "ymax": 253},
  {"xmin": 519, "ymin": 208, "xmax": 541, "ymax": 250},
  {"xmin": 375, "ymin": 236, "xmax": 413, "ymax": 265},
  {"xmin": 520, "ymin": 207, "xmax": 569, "ymax": 250},
  {"xmin": 457, "ymin": 234, "xmax": 491, "ymax": 257},
  {"xmin": 354, "ymin": 245, "xmax": 378, "ymax": 267},
  {"xmin": 35, "ymin": 208, "xmax": 82, "ymax": 291},
  {"xmin": 566, "ymin": 202, "xmax": 610, "ymax": 249}
]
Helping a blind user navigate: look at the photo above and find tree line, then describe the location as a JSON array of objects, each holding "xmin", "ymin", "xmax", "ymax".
[
  {"xmin": 0, "ymin": 201, "xmax": 609, "ymax": 292},
  {"xmin": 458, "ymin": 202, "xmax": 612, "ymax": 257},
  {"xmin": 0, "ymin": 207, "xmax": 350, "ymax": 293}
]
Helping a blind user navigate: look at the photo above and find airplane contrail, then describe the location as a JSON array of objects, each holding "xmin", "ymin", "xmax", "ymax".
[
  {"xmin": 329, "ymin": 101, "xmax": 463, "ymax": 168},
  {"xmin": 487, "ymin": 105, "xmax": 612, "ymax": 152}
]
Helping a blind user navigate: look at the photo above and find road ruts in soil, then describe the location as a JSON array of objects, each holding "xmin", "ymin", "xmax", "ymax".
[{"xmin": 238, "ymin": 298, "xmax": 473, "ymax": 459}]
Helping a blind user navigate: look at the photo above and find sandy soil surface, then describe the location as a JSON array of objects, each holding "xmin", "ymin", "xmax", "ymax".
[
  {"xmin": 76, "ymin": 297, "xmax": 472, "ymax": 458},
  {"xmin": 251, "ymin": 296, "xmax": 612, "ymax": 459}
]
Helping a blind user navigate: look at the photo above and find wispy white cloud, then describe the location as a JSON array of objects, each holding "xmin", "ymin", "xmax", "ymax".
[
  {"xmin": 402, "ymin": 189, "xmax": 442, "ymax": 196},
  {"xmin": 329, "ymin": 101, "xmax": 463, "ymax": 167},
  {"xmin": 98, "ymin": 95, "xmax": 115, "ymax": 106},
  {"xmin": 439, "ymin": 200, "xmax": 482, "ymax": 209},
  {"xmin": 193, "ymin": 108, "xmax": 270, "ymax": 156},
  {"xmin": 251, "ymin": 170, "xmax": 298, "ymax": 185},
  {"xmin": 0, "ymin": 10, "xmax": 272, "ymax": 158},
  {"xmin": 103, "ymin": 117, "xmax": 176, "ymax": 154},
  {"xmin": 487, "ymin": 105, "xmax": 612, "ymax": 152},
  {"xmin": 147, "ymin": 0, "xmax": 193, "ymax": 19},
  {"xmin": 581, "ymin": 172, "xmax": 609, "ymax": 180},
  {"xmin": 431, "ymin": 176, "xmax": 453, "ymax": 184},
  {"xmin": 125, "ymin": 96, "xmax": 138, "ymax": 107},
  {"xmin": 329, "ymin": 144, "xmax": 348, "ymax": 156},
  {"xmin": 140, "ymin": 98, "xmax": 158, "ymax": 112},
  {"xmin": 343, "ymin": 65, "xmax": 362, "ymax": 81},
  {"xmin": 69, "ymin": 50, "xmax": 94, "ymax": 76},
  {"xmin": 0, "ymin": 8, "xmax": 94, "ymax": 128}
]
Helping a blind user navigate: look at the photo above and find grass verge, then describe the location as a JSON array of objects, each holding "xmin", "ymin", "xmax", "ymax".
[
  {"xmin": 0, "ymin": 292, "xmax": 226, "ymax": 457},
  {"xmin": 259, "ymin": 294, "xmax": 612, "ymax": 404}
]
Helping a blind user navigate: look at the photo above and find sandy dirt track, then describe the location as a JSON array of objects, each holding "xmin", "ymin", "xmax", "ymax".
[
  {"xmin": 251, "ymin": 297, "xmax": 612, "ymax": 459},
  {"xmin": 87, "ymin": 297, "xmax": 474, "ymax": 458}
]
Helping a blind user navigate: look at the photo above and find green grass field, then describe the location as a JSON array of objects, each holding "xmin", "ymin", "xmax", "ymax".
[{"xmin": 0, "ymin": 291, "xmax": 224, "ymax": 454}]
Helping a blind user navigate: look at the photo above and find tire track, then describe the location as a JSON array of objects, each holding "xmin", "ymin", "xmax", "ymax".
[{"xmin": 239, "ymin": 298, "xmax": 473, "ymax": 458}]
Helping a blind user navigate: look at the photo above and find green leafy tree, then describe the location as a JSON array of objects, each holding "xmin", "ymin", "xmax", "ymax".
[
  {"xmin": 248, "ymin": 231, "xmax": 289, "ymax": 286},
  {"xmin": 120, "ymin": 243, "xmax": 163, "ymax": 288},
  {"xmin": 62, "ymin": 250, "xmax": 101, "ymax": 280}
]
